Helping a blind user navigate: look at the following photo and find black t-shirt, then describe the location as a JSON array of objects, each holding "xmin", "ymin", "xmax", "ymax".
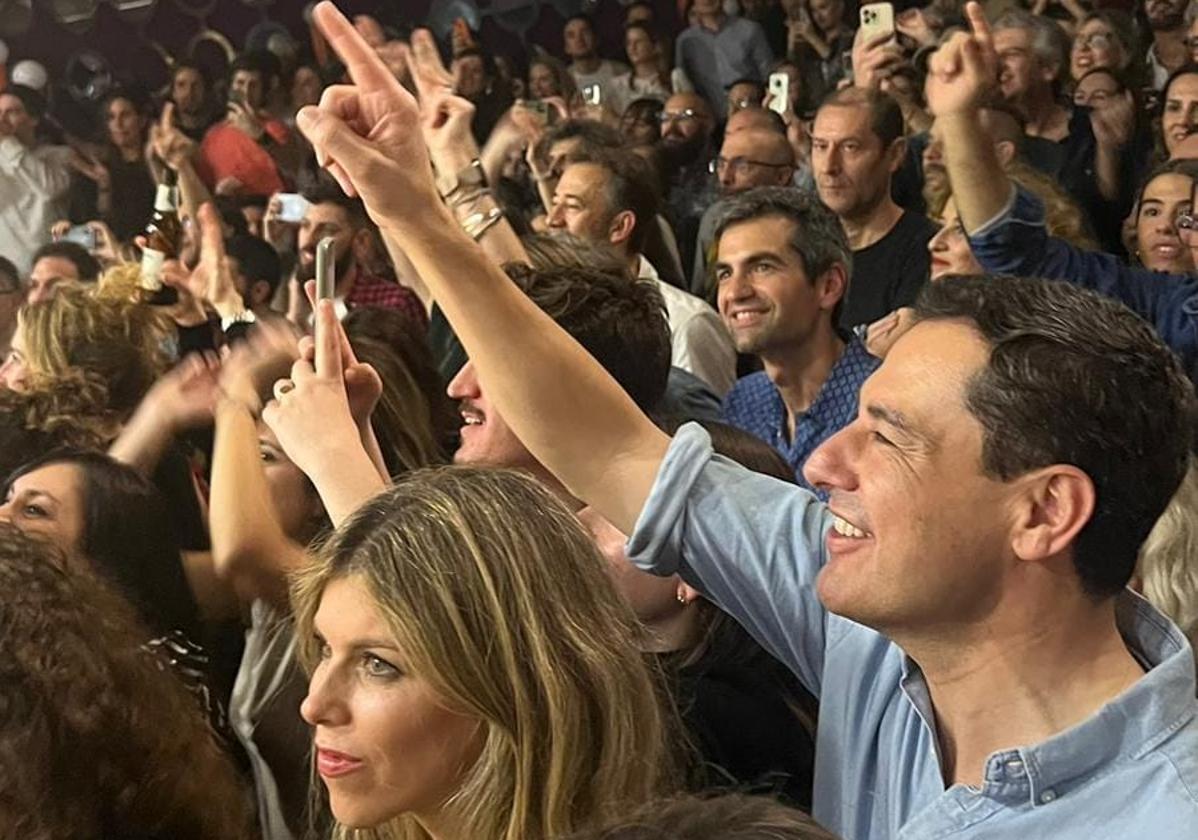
[{"xmin": 841, "ymin": 210, "xmax": 937, "ymax": 329}]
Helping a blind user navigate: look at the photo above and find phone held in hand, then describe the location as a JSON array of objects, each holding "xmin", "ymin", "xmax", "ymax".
[
  {"xmin": 526, "ymin": 99, "xmax": 551, "ymax": 128},
  {"xmin": 315, "ymin": 236, "xmax": 336, "ymax": 304},
  {"xmin": 275, "ymin": 193, "xmax": 309, "ymax": 224},
  {"xmin": 767, "ymin": 72, "xmax": 790, "ymax": 116},
  {"xmin": 582, "ymin": 84, "xmax": 602, "ymax": 107},
  {"xmin": 859, "ymin": 2, "xmax": 895, "ymax": 42},
  {"xmin": 63, "ymin": 225, "xmax": 96, "ymax": 251}
]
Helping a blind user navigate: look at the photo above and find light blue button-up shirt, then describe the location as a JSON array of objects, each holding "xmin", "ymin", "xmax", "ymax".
[{"xmin": 627, "ymin": 424, "xmax": 1198, "ymax": 840}]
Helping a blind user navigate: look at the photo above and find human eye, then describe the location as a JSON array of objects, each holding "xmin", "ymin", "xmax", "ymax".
[
  {"xmin": 871, "ymin": 430, "xmax": 896, "ymax": 448},
  {"xmin": 362, "ymin": 652, "xmax": 401, "ymax": 679},
  {"xmin": 714, "ymin": 266, "xmax": 731, "ymax": 282}
]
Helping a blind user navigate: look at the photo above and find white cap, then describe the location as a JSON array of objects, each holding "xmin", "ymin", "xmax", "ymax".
[{"xmin": 11, "ymin": 59, "xmax": 47, "ymax": 92}]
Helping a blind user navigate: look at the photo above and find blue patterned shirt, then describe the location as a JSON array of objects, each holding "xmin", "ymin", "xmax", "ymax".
[{"xmin": 721, "ymin": 338, "xmax": 879, "ymax": 493}]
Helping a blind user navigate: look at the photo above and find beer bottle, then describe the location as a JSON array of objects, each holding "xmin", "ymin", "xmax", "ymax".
[{"xmin": 138, "ymin": 169, "xmax": 181, "ymax": 305}]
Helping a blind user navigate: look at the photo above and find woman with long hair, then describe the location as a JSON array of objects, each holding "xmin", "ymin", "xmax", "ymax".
[
  {"xmin": 292, "ymin": 467, "xmax": 676, "ymax": 839},
  {"xmin": 0, "ymin": 523, "xmax": 253, "ymax": 840}
]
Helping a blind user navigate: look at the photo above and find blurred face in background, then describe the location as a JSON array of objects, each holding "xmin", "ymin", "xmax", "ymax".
[
  {"xmin": 106, "ymin": 97, "xmax": 146, "ymax": 152},
  {"xmin": 564, "ymin": 18, "xmax": 596, "ymax": 60},
  {"xmin": 1073, "ymin": 69, "xmax": 1121, "ymax": 108},
  {"xmin": 927, "ymin": 197, "xmax": 983, "ymax": 280},
  {"xmin": 1162, "ymin": 72, "xmax": 1198, "ymax": 157},
  {"xmin": 0, "ymin": 463, "xmax": 85, "ymax": 558},
  {"xmin": 0, "ymin": 94, "xmax": 36, "ymax": 146},
  {"xmin": 292, "ymin": 66, "xmax": 323, "ymax": 109},
  {"xmin": 230, "ymin": 69, "xmax": 266, "ymax": 110},
  {"xmin": 1070, "ymin": 19, "xmax": 1127, "ymax": 81},
  {"xmin": 453, "ymin": 55, "xmax": 487, "ymax": 99},
  {"xmin": 27, "ymin": 256, "xmax": 79, "ymax": 305},
  {"xmin": 171, "ymin": 67, "xmax": 206, "ymax": 117},
  {"xmin": 528, "ymin": 62, "xmax": 560, "ymax": 99}
]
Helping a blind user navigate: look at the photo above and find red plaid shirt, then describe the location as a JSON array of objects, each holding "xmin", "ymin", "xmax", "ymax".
[{"xmin": 344, "ymin": 265, "xmax": 428, "ymax": 331}]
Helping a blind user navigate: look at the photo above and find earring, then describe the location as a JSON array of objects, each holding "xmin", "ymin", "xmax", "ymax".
[{"xmin": 676, "ymin": 593, "xmax": 687, "ymax": 605}]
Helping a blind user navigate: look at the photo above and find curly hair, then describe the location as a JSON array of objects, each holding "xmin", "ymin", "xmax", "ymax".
[
  {"xmin": 0, "ymin": 374, "xmax": 115, "ymax": 479},
  {"xmin": 0, "ymin": 524, "xmax": 254, "ymax": 839},
  {"xmin": 17, "ymin": 276, "xmax": 172, "ymax": 417}
]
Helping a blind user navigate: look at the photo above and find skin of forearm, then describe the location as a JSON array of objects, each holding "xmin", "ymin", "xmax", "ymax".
[
  {"xmin": 304, "ymin": 440, "xmax": 387, "ymax": 527},
  {"xmin": 107, "ymin": 400, "xmax": 175, "ymax": 475},
  {"xmin": 384, "ymin": 202, "xmax": 668, "ymax": 534},
  {"xmin": 210, "ymin": 400, "xmax": 300, "ymax": 606},
  {"xmin": 940, "ymin": 110, "xmax": 1013, "ymax": 233},
  {"xmin": 176, "ymin": 160, "xmax": 211, "ymax": 223}
]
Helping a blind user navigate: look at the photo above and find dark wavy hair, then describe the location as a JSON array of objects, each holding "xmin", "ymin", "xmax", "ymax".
[
  {"xmin": 0, "ymin": 524, "xmax": 253, "ymax": 839},
  {"xmin": 2, "ymin": 449, "xmax": 199, "ymax": 638}
]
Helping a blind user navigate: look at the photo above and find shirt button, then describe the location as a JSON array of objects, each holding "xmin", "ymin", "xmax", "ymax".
[{"xmin": 1040, "ymin": 789, "xmax": 1056, "ymax": 804}]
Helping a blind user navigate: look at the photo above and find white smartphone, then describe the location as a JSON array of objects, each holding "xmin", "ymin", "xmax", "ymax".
[
  {"xmin": 582, "ymin": 84, "xmax": 601, "ymax": 106},
  {"xmin": 859, "ymin": 2, "xmax": 895, "ymax": 42},
  {"xmin": 276, "ymin": 192, "xmax": 309, "ymax": 224},
  {"xmin": 767, "ymin": 72, "xmax": 789, "ymax": 115}
]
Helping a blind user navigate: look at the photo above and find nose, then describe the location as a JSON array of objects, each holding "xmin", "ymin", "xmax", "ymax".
[
  {"xmin": 447, "ymin": 360, "xmax": 480, "ymax": 401},
  {"xmin": 300, "ymin": 663, "xmax": 349, "ymax": 728},
  {"xmin": 546, "ymin": 202, "xmax": 567, "ymax": 229},
  {"xmin": 801, "ymin": 424, "xmax": 859, "ymax": 495},
  {"xmin": 928, "ymin": 224, "xmax": 950, "ymax": 254},
  {"xmin": 718, "ymin": 165, "xmax": 736, "ymax": 190}
]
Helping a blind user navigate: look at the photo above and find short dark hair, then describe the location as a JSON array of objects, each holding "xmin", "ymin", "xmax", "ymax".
[
  {"xmin": 1, "ymin": 84, "xmax": 45, "ymax": 120},
  {"xmin": 914, "ymin": 275, "xmax": 1196, "ymax": 598},
  {"xmin": 31, "ymin": 241, "xmax": 101, "ymax": 283},
  {"xmin": 506, "ymin": 248, "xmax": 670, "ymax": 413},
  {"xmin": 1162, "ymin": 64, "xmax": 1198, "ymax": 113},
  {"xmin": 727, "ymin": 77, "xmax": 765, "ymax": 92},
  {"xmin": 301, "ymin": 177, "xmax": 370, "ymax": 229},
  {"xmin": 225, "ymin": 234, "xmax": 282, "ymax": 300},
  {"xmin": 3, "ymin": 449, "xmax": 199, "ymax": 637},
  {"xmin": 565, "ymin": 13, "xmax": 594, "ymax": 30},
  {"xmin": 229, "ymin": 50, "xmax": 280, "ymax": 87},
  {"xmin": 712, "ymin": 186, "xmax": 852, "ymax": 284},
  {"xmin": 817, "ymin": 86, "xmax": 904, "ymax": 147},
  {"xmin": 565, "ymin": 147, "xmax": 660, "ymax": 253},
  {"xmin": 0, "ymin": 255, "xmax": 18, "ymax": 292},
  {"xmin": 544, "ymin": 118, "xmax": 624, "ymax": 152}
]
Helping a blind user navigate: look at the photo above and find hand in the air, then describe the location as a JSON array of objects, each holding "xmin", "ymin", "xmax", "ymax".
[
  {"xmin": 296, "ymin": 2, "xmax": 442, "ymax": 229},
  {"xmin": 924, "ymin": 2, "xmax": 998, "ymax": 119}
]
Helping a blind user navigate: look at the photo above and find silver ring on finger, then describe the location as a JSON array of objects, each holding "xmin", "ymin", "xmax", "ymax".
[{"xmin": 273, "ymin": 379, "xmax": 296, "ymax": 400}]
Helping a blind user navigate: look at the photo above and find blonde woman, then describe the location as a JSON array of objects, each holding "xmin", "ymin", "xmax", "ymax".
[
  {"xmin": 292, "ymin": 467, "xmax": 676, "ymax": 840},
  {"xmin": 1136, "ymin": 458, "xmax": 1198, "ymax": 656}
]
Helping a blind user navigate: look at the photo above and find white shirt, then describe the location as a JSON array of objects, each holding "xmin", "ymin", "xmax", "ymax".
[
  {"xmin": 0, "ymin": 136, "xmax": 72, "ymax": 273},
  {"xmin": 638, "ymin": 255, "xmax": 736, "ymax": 396}
]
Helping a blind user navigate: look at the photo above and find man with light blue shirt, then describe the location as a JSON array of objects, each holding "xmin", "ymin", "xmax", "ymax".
[
  {"xmin": 284, "ymin": 6, "xmax": 1198, "ymax": 838},
  {"xmin": 715, "ymin": 188, "xmax": 878, "ymax": 492},
  {"xmin": 675, "ymin": 0, "xmax": 774, "ymax": 113}
]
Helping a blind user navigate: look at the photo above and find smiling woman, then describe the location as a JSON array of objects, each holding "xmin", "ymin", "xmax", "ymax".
[{"xmin": 291, "ymin": 466, "xmax": 676, "ymax": 840}]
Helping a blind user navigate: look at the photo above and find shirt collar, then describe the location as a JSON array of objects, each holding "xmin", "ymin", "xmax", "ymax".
[{"xmin": 900, "ymin": 591, "xmax": 1197, "ymax": 806}]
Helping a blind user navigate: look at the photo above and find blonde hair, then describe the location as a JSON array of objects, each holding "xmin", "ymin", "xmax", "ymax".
[
  {"xmin": 292, "ymin": 467, "xmax": 675, "ymax": 840},
  {"xmin": 17, "ymin": 273, "xmax": 172, "ymax": 416},
  {"xmin": 925, "ymin": 160, "xmax": 1096, "ymax": 250},
  {"xmin": 1137, "ymin": 457, "xmax": 1198, "ymax": 645}
]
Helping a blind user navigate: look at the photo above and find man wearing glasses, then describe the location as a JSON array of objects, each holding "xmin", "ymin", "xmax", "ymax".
[
  {"xmin": 690, "ymin": 125, "xmax": 797, "ymax": 296},
  {"xmin": 659, "ymin": 93, "xmax": 717, "ymax": 276}
]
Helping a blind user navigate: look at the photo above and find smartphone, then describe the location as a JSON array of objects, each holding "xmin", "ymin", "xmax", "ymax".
[
  {"xmin": 228, "ymin": 89, "xmax": 247, "ymax": 109},
  {"xmin": 315, "ymin": 236, "xmax": 336, "ymax": 303},
  {"xmin": 526, "ymin": 99, "xmax": 549, "ymax": 127},
  {"xmin": 582, "ymin": 84, "xmax": 602, "ymax": 107},
  {"xmin": 859, "ymin": 2, "xmax": 895, "ymax": 42},
  {"xmin": 767, "ymin": 72, "xmax": 790, "ymax": 116},
  {"xmin": 63, "ymin": 224, "xmax": 96, "ymax": 251},
  {"xmin": 275, "ymin": 192, "xmax": 309, "ymax": 224}
]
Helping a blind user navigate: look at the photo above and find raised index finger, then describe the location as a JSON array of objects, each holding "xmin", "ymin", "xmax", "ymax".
[
  {"xmin": 312, "ymin": 1, "xmax": 395, "ymax": 90},
  {"xmin": 314, "ymin": 298, "xmax": 344, "ymax": 379},
  {"xmin": 964, "ymin": 1, "xmax": 992, "ymax": 49}
]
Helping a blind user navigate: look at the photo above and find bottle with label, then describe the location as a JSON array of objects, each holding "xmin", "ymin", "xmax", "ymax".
[{"xmin": 138, "ymin": 170, "xmax": 181, "ymax": 305}]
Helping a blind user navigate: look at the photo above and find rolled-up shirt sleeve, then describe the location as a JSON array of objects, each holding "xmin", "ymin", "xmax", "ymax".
[{"xmin": 626, "ymin": 422, "xmax": 834, "ymax": 696}]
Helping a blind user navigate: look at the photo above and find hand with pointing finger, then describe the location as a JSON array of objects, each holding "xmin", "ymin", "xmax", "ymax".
[
  {"xmin": 924, "ymin": 2, "xmax": 999, "ymax": 119},
  {"xmin": 296, "ymin": 2, "xmax": 445, "ymax": 232}
]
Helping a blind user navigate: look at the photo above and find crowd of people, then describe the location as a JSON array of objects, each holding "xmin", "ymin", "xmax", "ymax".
[{"xmin": 1, "ymin": 0, "xmax": 1197, "ymax": 837}]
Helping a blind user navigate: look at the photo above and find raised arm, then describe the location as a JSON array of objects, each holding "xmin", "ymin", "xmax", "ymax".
[
  {"xmin": 925, "ymin": 3, "xmax": 1012, "ymax": 233},
  {"xmin": 297, "ymin": 2, "xmax": 667, "ymax": 533}
]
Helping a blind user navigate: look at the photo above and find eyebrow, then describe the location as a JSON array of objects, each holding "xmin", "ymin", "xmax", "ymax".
[
  {"xmin": 866, "ymin": 404, "xmax": 934, "ymax": 448},
  {"xmin": 712, "ymin": 250, "xmax": 784, "ymax": 271}
]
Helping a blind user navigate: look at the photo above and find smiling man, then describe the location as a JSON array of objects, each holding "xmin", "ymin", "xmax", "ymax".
[
  {"xmin": 284, "ymin": 5, "xmax": 1198, "ymax": 837},
  {"xmin": 715, "ymin": 187, "xmax": 877, "ymax": 490}
]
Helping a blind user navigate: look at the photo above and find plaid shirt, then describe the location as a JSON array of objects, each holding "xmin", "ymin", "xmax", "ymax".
[{"xmin": 344, "ymin": 265, "xmax": 428, "ymax": 331}]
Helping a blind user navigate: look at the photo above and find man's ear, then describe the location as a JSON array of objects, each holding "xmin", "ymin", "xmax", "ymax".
[
  {"xmin": 816, "ymin": 263, "xmax": 848, "ymax": 313},
  {"xmin": 1008, "ymin": 465, "xmax": 1096, "ymax": 564},
  {"xmin": 886, "ymin": 136, "xmax": 907, "ymax": 174},
  {"xmin": 994, "ymin": 139, "xmax": 1017, "ymax": 168},
  {"xmin": 609, "ymin": 210, "xmax": 636, "ymax": 248}
]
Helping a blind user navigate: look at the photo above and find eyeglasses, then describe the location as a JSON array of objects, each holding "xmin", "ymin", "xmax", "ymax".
[
  {"xmin": 659, "ymin": 108, "xmax": 700, "ymax": 124},
  {"xmin": 1076, "ymin": 32, "xmax": 1113, "ymax": 51},
  {"xmin": 708, "ymin": 156, "xmax": 793, "ymax": 177}
]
